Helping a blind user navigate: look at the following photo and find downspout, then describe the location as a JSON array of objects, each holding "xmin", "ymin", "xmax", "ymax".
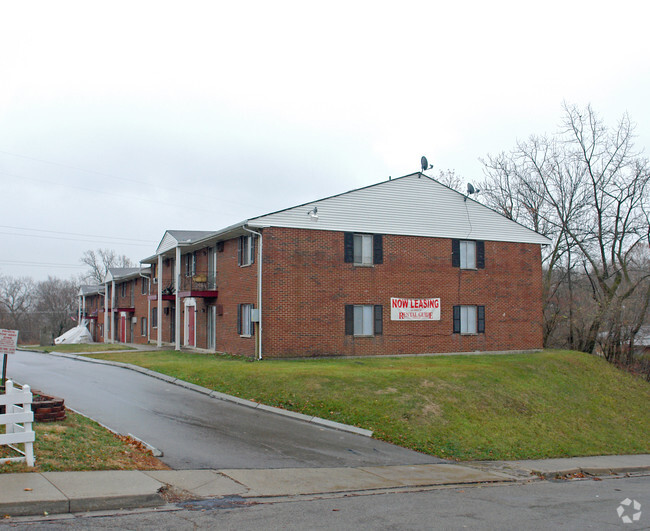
[
  {"xmin": 175, "ymin": 246, "xmax": 181, "ymax": 351},
  {"xmin": 157, "ymin": 255, "xmax": 163, "ymax": 348},
  {"xmin": 243, "ymin": 226, "xmax": 263, "ymax": 360}
]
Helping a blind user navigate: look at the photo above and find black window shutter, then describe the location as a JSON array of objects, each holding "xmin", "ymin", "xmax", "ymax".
[
  {"xmin": 476, "ymin": 241, "xmax": 485, "ymax": 269},
  {"xmin": 250, "ymin": 236, "xmax": 255, "ymax": 264},
  {"xmin": 452, "ymin": 239, "xmax": 460, "ymax": 267},
  {"xmin": 345, "ymin": 305, "xmax": 354, "ymax": 335},
  {"xmin": 237, "ymin": 236, "xmax": 242, "ymax": 266},
  {"xmin": 373, "ymin": 234, "xmax": 383, "ymax": 264},
  {"xmin": 344, "ymin": 233, "xmax": 354, "ymax": 263},
  {"xmin": 237, "ymin": 304, "xmax": 242, "ymax": 335},
  {"xmin": 477, "ymin": 306, "xmax": 485, "ymax": 333},
  {"xmin": 453, "ymin": 305, "xmax": 461, "ymax": 334},
  {"xmin": 250, "ymin": 303, "xmax": 255, "ymax": 334},
  {"xmin": 374, "ymin": 305, "xmax": 383, "ymax": 335}
]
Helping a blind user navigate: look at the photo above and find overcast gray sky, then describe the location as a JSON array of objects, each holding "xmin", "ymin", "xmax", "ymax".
[{"xmin": 1, "ymin": 1, "xmax": 649, "ymax": 281}]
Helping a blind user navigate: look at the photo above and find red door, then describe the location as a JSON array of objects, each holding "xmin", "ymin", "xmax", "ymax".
[
  {"xmin": 188, "ymin": 308, "xmax": 195, "ymax": 347},
  {"xmin": 120, "ymin": 315, "xmax": 126, "ymax": 343}
]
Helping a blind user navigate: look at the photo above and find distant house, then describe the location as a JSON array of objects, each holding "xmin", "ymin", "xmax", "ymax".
[
  {"xmin": 77, "ymin": 284, "xmax": 105, "ymax": 342},
  {"xmin": 633, "ymin": 326, "xmax": 650, "ymax": 357},
  {"xmin": 128, "ymin": 172, "xmax": 551, "ymax": 358},
  {"xmin": 100, "ymin": 267, "xmax": 151, "ymax": 344}
]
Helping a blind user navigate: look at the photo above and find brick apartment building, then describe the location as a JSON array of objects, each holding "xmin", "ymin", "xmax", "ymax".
[{"xmin": 83, "ymin": 173, "xmax": 550, "ymax": 358}]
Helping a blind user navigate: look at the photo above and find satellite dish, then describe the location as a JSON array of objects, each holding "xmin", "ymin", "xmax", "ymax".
[
  {"xmin": 465, "ymin": 183, "xmax": 480, "ymax": 201},
  {"xmin": 307, "ymin": 206, "xmax": 318, "ymax": 220},
  {"xmin": 421, "ymin": 156, "xmax": 433, "ymax": 172}
]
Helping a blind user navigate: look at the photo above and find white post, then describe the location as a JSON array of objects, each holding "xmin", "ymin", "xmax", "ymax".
[
  {"xmin": 104, "ymin": 283, "xmax": 108, "ymax": 343},
  {"xmin": 21, "ymin": 383, "xmax": 34, "ymax": 467},
  {"xmin": 175, "ymin": 246, "xmax": 181, "ymax": 351},
  {"xmin": 157, "ymin": 255, "xmax": 163, "ymax": 347},
  {"xmin": 110, "ymin": 279, "xmax": 116, "ymax": 343}
]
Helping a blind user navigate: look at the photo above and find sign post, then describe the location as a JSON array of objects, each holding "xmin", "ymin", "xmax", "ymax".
[{"xmin": 0, "ymin": 329, "xmax": 19, "ymax": 390}]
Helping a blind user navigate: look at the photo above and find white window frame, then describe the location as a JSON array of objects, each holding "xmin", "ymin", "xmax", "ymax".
[
  {"xmin": 141, "ymin": 317, "xmax": 147, "ymax": 336},
  {"xmin": 460, "ymin": 241, "xmax": 476, "ymax": 269},
  {"xmin": 353, "ymin": 234, "xmax": 373, "ymax": 266},
  {"xmin": 460, "ymin": 305, "xmax": 478, "ymax": 334},
  {"xmin": 353, "ymin": 305, "xmax": 375, "ymax": 336},
  {"xmin": 240, "ymin": 303, "xmax": 253, "ymax": 336},
  {"xmin": 239, "ymin": 236, "xmax": 254, "ymax": 267}
]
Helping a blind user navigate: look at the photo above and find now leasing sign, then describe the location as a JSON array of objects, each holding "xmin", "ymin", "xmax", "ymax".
[{"xmin": 391, "ymin": 298, "xmax": 441, "ymax": 321}]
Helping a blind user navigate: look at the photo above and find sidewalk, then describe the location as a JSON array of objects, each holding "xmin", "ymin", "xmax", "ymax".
[{"xmin": 2, "ymin": 457, "xmax": 649, "ymax": 518}]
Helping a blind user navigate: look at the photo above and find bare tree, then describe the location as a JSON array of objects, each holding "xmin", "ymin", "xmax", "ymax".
[
  {"xmin": 480, "ymin": 103, "xmax": 650, "ymax": 361},
  {"xmin": 0, "ymin": 275, "xmax": 35, "ymax": 331},
  {"xmin": 35, "ymin": 276, "xmax": 79, "ymax": 341},
  {"xmin": 435, "ymin": 169, "xmax": 464, "ymax": 192},
  {"xmin": 81, "ymin": 249, "xmax": 134, "ymax": 284}
]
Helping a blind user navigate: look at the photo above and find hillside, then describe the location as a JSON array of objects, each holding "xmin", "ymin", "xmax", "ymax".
[{"xmin": 84, "ymin": 349, "xmax": 650, "ymax": 461}]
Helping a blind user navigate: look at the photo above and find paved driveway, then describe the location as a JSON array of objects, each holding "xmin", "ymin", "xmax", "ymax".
[{"xmin": 9, "ymin": 351, "xmax": 443, "ymax": 470}]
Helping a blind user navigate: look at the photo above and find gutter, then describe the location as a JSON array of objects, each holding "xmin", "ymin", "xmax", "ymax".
[{"xmin": 243, "ymin": 225, "xmax": 263, "ymax": 360}]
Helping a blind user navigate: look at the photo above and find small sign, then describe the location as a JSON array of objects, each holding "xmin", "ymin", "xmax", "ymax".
[
  {"xmin": 391, "ymin": 298, "xmax": 441, "ymax": 321},
  {"xmin": 0, "ymin": 329, "xmax": 19, "ymax": 355}
]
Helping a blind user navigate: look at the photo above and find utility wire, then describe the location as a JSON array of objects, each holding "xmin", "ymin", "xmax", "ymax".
[
  {"xmin": 0, "ymin": 225, "xmax": 155, "ymax": 244},
  {"xmin": 0, "ymin": 231, "xmax": 154, "ymax": 246}
]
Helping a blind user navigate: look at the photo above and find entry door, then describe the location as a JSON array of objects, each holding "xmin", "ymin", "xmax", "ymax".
[
  {"xmin": 120, "ymin": 314, "xmax": 126, "ymax": 343},
  {"xmin": 188, "ymin": 307, "xmax": 195, "ymax": 347}
]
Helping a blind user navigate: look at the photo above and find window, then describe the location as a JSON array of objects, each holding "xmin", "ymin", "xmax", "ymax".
[
  {"xmin": 345, "ymin": 305, "xmax": 383, "ymax": 336},
  {"xmin": 238, "ymin": 236, "xmax": 255, "ymax": 266},
  {"xmin": 208, "ymin": 247, "xmax": 217, "ymax": 289},
  {"xmin": 452, "ymin": 240, "xmax": 485, "ymax": 269},
  {"xmin": 344, "ymin": 233, "xmax": 383, "ymax": 265},
  {"xmin": 141, "ymin": 277, "xmax": 148, "ymax": 295},
  {"xmin": 141, "ymin": 317, "xmax": 147, "ymax": 336},
  {"xmin": 121, "ymin": 283, "xmax": 126, "ymax": 297},
  {"xmin": 151, "ymin": 306, "xmax": 158, "ymax": 328},
  {"xmin": 453, "ymin": 305, "xmax": 485, "ymax": 334},
  {"xmin": 238, "ymin": 303, "xmax": 254, "ymax": 336},
  {"xmin": 185, "ymin": 252, "xmax": 197, "ymax": 276}
]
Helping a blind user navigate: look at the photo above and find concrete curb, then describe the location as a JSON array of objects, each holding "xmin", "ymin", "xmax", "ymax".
[{"xmin": 33, "ymin": 350, "xmax": 374, "ymax": 438}]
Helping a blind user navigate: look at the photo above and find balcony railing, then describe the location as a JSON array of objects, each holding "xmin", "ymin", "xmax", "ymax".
[{"xmin": 180, "ymin": 270, "xmax": 218, "ymax": 293}]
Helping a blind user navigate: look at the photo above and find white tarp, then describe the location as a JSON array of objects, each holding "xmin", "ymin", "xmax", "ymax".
[{"xmin": 54, "ymin": 320, "xmax": 93, "ymax": 345}]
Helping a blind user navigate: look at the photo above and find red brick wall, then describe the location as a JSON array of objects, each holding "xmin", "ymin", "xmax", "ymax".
[
  {"xmin": 260, "ymin": 227, "xmax": 544, "ymax": 358},
  {"xmin": 213, "ymin": 237, "xmax": 258, "ymax": 356}
]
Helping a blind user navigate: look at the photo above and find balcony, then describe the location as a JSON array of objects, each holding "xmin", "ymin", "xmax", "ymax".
[
  {"xmin": 179, "ymin": 271, "xmax": 218, "ymax": 299},
  {"xmin": 147, "ymin": 272, "xmax": 218, "ymax": 300}
]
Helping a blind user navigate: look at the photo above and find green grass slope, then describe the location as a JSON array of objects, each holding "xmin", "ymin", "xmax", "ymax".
[{"xmin": 86, "ymin": 349, "xmax": 650, "ymax": 461}]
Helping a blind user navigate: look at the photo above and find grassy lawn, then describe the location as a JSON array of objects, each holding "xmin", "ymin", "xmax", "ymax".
[
  {"xmin": 0, "ymin": 410, "xmax": 169, "ymax": 473},
  {"xmin": 81, "ymin": 349, "xmax": 650, "ymax": 461},
  {"xmin": 24, "ymin": 344, "xmax": 136, "ymax": 354}
]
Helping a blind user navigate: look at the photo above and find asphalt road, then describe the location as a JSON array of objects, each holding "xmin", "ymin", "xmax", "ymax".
[
  {"xmin": 4, "ymin": 475, "xmax": 648, "ymax": 529},
  {"xmin": 8, "ymin": 350, "xmax": 443, "ymax": 470}
]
